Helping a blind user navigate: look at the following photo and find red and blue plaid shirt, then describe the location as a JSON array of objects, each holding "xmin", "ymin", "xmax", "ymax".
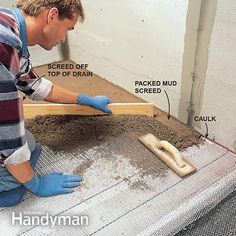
[{"xmin": 0, "ymin": 7, "xmax": 52, "ymax": 166}]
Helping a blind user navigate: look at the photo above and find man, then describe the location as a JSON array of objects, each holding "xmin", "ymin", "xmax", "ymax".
[{"xmin": 0, "ymin": 0, "xmax": 112, "ymax": 207}]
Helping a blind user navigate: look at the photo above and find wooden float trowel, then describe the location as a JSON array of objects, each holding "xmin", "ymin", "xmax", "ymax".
[{"xmin": 138, "ymin": 133, "xmax": 196, "ymax": 177}]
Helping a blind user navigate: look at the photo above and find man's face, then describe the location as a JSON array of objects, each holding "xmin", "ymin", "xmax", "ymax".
[{"xmin": 40, "ymin": 8, "xmax": 78, "ymax": 50}]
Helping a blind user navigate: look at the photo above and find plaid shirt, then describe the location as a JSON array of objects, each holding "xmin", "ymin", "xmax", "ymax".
[{"xmin": 0, "ymin": 7, "xmax": 52, "ymax": 166}]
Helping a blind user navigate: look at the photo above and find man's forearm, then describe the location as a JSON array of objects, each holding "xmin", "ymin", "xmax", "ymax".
[
  {"xmin": 5, "ymin": 161, "xmax": 34, "ymax": 184},
  {"xmin": 44, "ymin": 84, "xmax": 77, "ymax": 104}
]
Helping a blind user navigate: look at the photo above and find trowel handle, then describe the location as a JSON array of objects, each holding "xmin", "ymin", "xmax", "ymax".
[{"xmin": 158, "ymin": 141, "xmax": 185, "ymax": 168}]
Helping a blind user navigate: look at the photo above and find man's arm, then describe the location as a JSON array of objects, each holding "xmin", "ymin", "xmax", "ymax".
[
  {"xmin": 43, "ymin": 83, "xmax": 112, "ymax": 113},
  {"xmin": 5, "ymin": 160, "xmax": 83, "ymax": 197},
  {"xmin": 5, "ymin": 161, "xmax": 34, "ymax": 183},
  {"xmin": 5, "ymin": 85, "xmax": 76, "ymax": 186},
  {"xmin": 43, "ymin": 84, "xmax": 77, "ymax": 104}
]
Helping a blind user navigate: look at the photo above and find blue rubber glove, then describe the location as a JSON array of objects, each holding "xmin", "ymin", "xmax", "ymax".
[
  {"xmin": 77, "ymin": 95, "xmax": 112, "ymax": 114},
  {"xmin": 23, "ymin": 172, "xmax": 82, "ymax": 197}
]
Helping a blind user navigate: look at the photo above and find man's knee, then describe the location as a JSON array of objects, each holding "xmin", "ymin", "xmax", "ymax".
[{"xmin": 0, "ymin": 186, "xmax": 26, "ymax": 207}]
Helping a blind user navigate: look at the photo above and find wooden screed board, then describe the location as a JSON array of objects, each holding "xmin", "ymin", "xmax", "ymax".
[{"xmin": 23, "ymin": 103, "xmax": 154, "ymax": 119}]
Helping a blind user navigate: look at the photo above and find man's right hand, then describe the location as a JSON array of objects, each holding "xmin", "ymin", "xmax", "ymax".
[
  {"xmin": 77, "ymin": 94, "xmax": 112, "ymax": 114},
  {"xmin": 23, "ymin": 172, "xmax": 82, "ymax": 197}
]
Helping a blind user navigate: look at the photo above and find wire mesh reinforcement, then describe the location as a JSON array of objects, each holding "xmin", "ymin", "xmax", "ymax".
[{"xmin": 1, "ymin": 140, "xmax": 236, "ymax": 236}]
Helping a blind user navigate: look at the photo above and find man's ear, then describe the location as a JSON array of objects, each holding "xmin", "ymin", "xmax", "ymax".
[{"xmin": 46, "ymin": 7, "xmax": 59, "ymax": 24}]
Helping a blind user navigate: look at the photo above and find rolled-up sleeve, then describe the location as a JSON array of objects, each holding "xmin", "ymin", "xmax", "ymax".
[
  {"xmin": 16, "ymin": 60, "xmax": 53, "ymax": 101},
  {"xmin": 28, "ymin": 76, "xmax": 52, "ymax": 101},
  {"xmin": 2, "ymin": 142, "xmax": 31, "ymax": 166}
]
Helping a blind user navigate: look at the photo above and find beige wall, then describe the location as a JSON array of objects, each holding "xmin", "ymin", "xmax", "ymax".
[
  {"xmin": 0, "ymin": 0, "xmax": 15, "ymax": 8},
  {"xmin": 69, "ymin": 0, "xmax": 236, "ymax": 151},
  {"xmin": 191, "ymin": 0, "xmax": 236, "ymax": 151},
  {"xmin": 69, "ymin": 0, "xmax": 189, "ymax": 120}
]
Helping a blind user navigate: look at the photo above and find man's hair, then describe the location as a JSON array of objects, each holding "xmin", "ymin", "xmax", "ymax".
[{"xmin": 16, "ymin": 0, "xmax": 85, "ymax": 21}]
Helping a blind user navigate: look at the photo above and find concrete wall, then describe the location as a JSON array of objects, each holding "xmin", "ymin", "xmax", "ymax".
[
  {"xmin": 69, "ymin": 0, "xmax": 236, "ymax": 151},
  {"xmin": 2, "ymin": 1, "xmax": 235, "ymax": 151},
  {"xmin": 0, "ymin": 0, "xmax": 15, "ymax": 8},
  {"xmin": 0, "ymin": 0, "xmax": 61, "ymax": 66},
  {"xmin": 69, "ymin": 0, "xmax": 189, "ymax": 120},
  {"xmin": 29, "ymin": 45, "xmax": 61, "ymax": 67},
  {"xmin": 190, "ymin": 0, "xmax": 236, "ymax": 151}
]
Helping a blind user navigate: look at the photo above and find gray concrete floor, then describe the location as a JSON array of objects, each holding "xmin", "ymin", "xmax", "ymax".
[{"xmin": 177, "ymin": 191, "xmax": 236, "ymax": 236}]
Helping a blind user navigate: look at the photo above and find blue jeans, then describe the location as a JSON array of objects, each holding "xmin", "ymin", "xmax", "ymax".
[{"xmin": 0, "ymin": 130, "xmax": 36, "ymax": 192}]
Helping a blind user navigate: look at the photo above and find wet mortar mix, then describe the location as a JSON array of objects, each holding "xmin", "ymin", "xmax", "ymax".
[{"xmin": 26, "ymin": 114, "xmax": 202, "ymax": 190}]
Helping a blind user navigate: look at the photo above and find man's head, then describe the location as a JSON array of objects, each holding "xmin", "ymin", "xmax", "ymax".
[{"xmin": 17, "ymin": 0, "xmax": 85, "ymax": 50}]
